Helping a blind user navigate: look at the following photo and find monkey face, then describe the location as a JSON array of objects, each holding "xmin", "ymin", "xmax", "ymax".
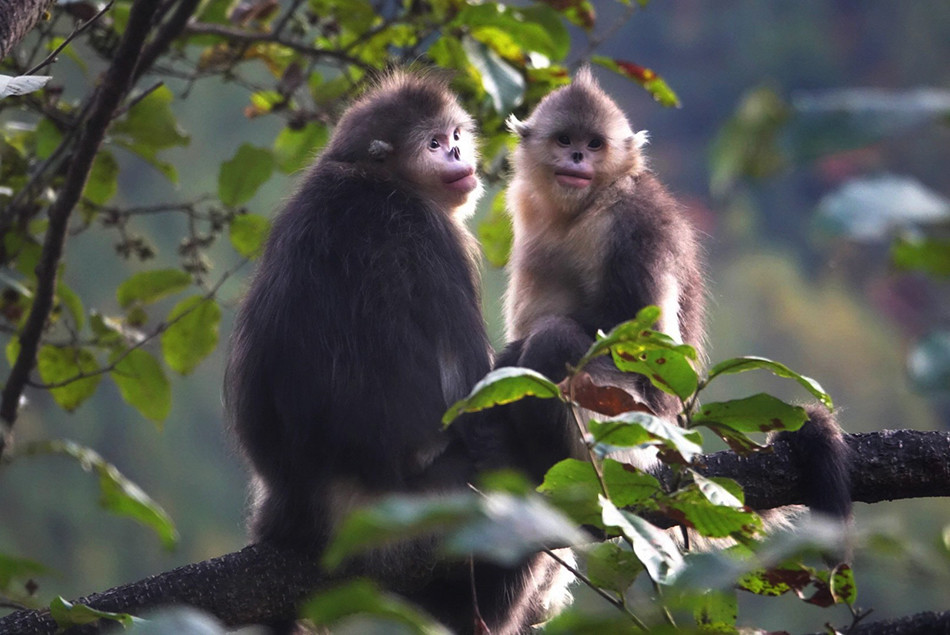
[
  {"xmin": 548, "ymin": 131, "xmax": 607, "ymax": 190},
  {"xmin": 404, "ymin": 122, "xmax": 483, "ymax": 213}
]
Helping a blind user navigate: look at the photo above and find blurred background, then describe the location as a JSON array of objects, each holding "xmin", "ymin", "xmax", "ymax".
[{"xmin": 1, "ymin": 1, "xmax": 948, "ymax": 630}]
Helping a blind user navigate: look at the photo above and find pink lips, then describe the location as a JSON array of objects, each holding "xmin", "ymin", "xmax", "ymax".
[
  {"xmin": 555, "ymin": 167, "xmax": 593, "ymax": 188},
  {"xmin": 443, "ymin": 166, "xmax": 477, "ymax": 192}
]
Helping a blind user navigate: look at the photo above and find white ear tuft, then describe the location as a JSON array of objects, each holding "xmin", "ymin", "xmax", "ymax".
[
  {"xmin": 632, "ymin": 130, "xmax": 650, "ymax": 149},
  {"xmin": 368, "ymin": 139, "xmax": 393, "ymax": 160},
  {"xmin": 506, "ymin": 114, "xmax": 530, "ymax": 138}
]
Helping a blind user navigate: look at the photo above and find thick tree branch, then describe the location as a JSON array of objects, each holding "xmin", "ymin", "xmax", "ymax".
[
  {"xmin": 0, "ymin": 0, "xmax": 53, "ymax": 60},
  {"xmin": 0, "ymin": 0, "xmax": 163, "ymax": 459},
  {"xmin": 0, "ymin": 430, "xmax": 948, "ymax": 633}
]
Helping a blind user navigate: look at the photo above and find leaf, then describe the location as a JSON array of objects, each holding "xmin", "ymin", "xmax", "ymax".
[
  {"xmin": 116, "ymin": 269, "xmax": 192, "ymax": 309},
  {"xmin": 301, "ymin": 580, "xmax": 450, "ymax": 634},
  {"xmin": 218, "ymin": 144, "xmax": 275, "ymax": 207},
  {"xmin": 584, "ymin": 541, "xmax": 644, "ymax": 596},
  {"xmin": 690, "ymin": 472, "xmax": 745, "ymax": 509},
  {"xmin": 49, "ymin": 597, "xmax": 137, "ymax": 629},
  {"xmin": 442, "ymin": 367, "xmax": 562, "ymax": 425},
  {"xmin": 35, "ymin": 117, "xmax": 62, "ymax": 160},
  {"xmin": 457, "ymin": 4, "xmax": 568, "ymax": 62},
  {"xmin": 567, "ymin": 371, "xmax": 651, "ymax": 416},
  {"xmin": 462, "ymin": 37, "xmax": 525, "ymax": 113},
  {"xmin": 691, "ymin": 394, "xmax": 808, "ymax": 443},
  {"xmin": 37, "ymin": 346, "xmax": 101, "ymax": 412},
  {"xmin": 600, "ymin": 496, "xmax": 684, "ymax": 585},
  {"xmin": 229, "ymin": 213, "xmax": 271, "ymax": 259},
  {"xmin": 477, "ymin": 190, "xmax": 512, "ymax": 268},
  {"xmin": 665, "ymin": 488, "xmax": 759, "ymax": 539},
  {"xmin": 0, "ymin": 75, "xmax": 52, "ymax": 99},
  {"xmin": 591, "ymin": 56, "xmax": 680, "ymax": 108},
  {"xmin": 56, "ymin": 282, "xmax": 85, "ymax": 331},
  {"xmin": 0, "ymin": 553, "xmax": 49, "ymax": 591},
  {"xmin": 35, "ymin": 439, "xmax": 178, "ymax": 548},
  {"xmin": 891, "ymin": 234, "xmax": 950, "ymax": 277},
  {"xmin": 110, "ymin": 349, "xmax": 171, "ymax": 423},
  {"xmin": 705, "ymin": 356, "xmax": 833, "ymax": 409},
  {"xmin": 829, "ymin": 563, "xmax": 857, "ymax": 606},
  {"xmin": 161, "ymin": 295, "xmax": 221, "ymax": 375},
  {"xmin": 273, "ymin": 122, "xmax": 329, "ymax": 173},
  {"xmin": 112, "ymin": 85, "xmax": 190, "ymax": 183},
  {"xmin": 588, "ymin": 412, "xmax": 703, "ymax": 464},
  {"xmin": 82, "ymin": 150, "xmax": 119, "ymax": 205},
  {"xmin": 322, "ymin": 494, "xmax": 481, "ymax": 570}
]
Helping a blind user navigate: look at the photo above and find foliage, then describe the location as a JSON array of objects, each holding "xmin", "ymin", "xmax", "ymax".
[{"xmin": 323, "ymin": 307, "xmax": 861, "ymax": 632}]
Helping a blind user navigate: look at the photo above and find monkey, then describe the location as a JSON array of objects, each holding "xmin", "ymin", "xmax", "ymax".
[
  {"xmin": 495, "ymin": 67, "xmax": 852, "ymax": 528},
  {"xmin": 225, "ymin": 71, "xmax": 572, "ymax": 634}
]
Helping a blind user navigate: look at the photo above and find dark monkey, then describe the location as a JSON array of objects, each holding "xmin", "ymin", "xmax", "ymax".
[
  {"xmin": 497, "ymin": 68, "xmax": 852, "ymax": 524},
  {"xmin": 226, "ymin": 72, "xmax": 571, "ymax": 633}
]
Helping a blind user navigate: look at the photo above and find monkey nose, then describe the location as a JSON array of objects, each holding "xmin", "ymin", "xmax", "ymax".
[
  {"xmin": 571, "ymin": 152, "xmax": 583, "ymax": 163},
  {"xmin": 450, "ymin": 146, "xmax": 461, "ymax": 160}
]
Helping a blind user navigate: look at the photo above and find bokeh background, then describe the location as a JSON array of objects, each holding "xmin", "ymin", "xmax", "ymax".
[{"xmin": 1, "ymin": 1, "xmax": 948, "ymax": 630}]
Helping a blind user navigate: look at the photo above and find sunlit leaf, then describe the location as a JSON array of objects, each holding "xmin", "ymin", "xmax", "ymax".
[
  {"xmin": 50, "ymin": 597, "xmax": 137, "ymax": 629},
  {"xmin": 705, "ymin": 356, "xmax": 832, "ymax": 409},
  {"xmin": 229, "ymin": 213, "xmax": 271, "ymax": 259},
  {"xmin": 82, "ymin": 150, "xmax": 118, "ymax": 205},
  {"xmin": 601, "ymin": 496, "xmax": 684, "ymax": 585},
  {"xmin": 273, "ymin": 123, "xmax": 328, "ymax": 173},
  {"xmin": 0, "ymin": 553, "xmax": 49, "ymax": 591},
  {"xmin": 462, "ymin": 37, "xmax": 525, "ymax": 113},
  {"xmin": 160, "ymin": 295, "xmax": 221, "ymax": 375},
  {"xmin": 891, "ymin": 234, "xmax": 950, "ymax": 277},
  {"xmin": 116, "ymin": 269, "xmax": 192, "ymax": 309},
  {"xmin": 35, "ymin": 117, "xmax": 62, "ymax": 160},
  {"xmin": 691, "ymin": 394, "xmax": 807, "ymax": 437},
  {"xmin": 37, "ymin": 346, "xmax": 101, "ymax": 411},
  {"xmin": 589, "ymin": 412, "xmax": 703, "ymax": 463},
  {"xmin": 218, "ymin": 144, "xmax": 275, "ymax": 207},
  {"xmin": 110, "ymin": 348, "xmax": 171, "ymax": 424},
  {"xmin": 442, "ymin": 367, "xmax": 562, "ymax": 425},
  {"xmin": 591, "ymin": 56, "xmax": 679, "ymax": 107},
  {"xmin": 30, "ymin": 439, "xmax": 178, "ymax": 548},
  {"xmin": 477, "ymin": 190, "xmax": 512, "ymax": 268},
  {"xmin": 56, "ymin": 282, "xmax": 84, "ymax": 331}
]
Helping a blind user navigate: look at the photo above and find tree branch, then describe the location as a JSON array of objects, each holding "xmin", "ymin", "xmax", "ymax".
[
  {"xmin": 0, "ymin": 0, "xmax": 163, "ymax": 459},
  {"xmin": 0, "ymin": 430, "xmax": 948, "ymax": 633}
]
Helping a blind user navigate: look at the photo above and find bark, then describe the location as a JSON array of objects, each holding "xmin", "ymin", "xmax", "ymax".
[
  {"xmin": 0, "ymin": 430, "xmax": 948, "ymax": 633},
  {"xmin": 0, "ymin": 0, "xmax": 53, "ymax": 60}
]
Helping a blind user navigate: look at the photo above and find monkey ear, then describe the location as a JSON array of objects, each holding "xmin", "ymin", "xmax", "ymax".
[
  {"xmin": 630, "ymin": 130, "xmax": 650, "ymax": 150},
  {"xmin": 368, "ymin": 139, "xmax": 394, "ymax": 161},
  {"xmin": 506, "ymin": 114, "xmax": 531, "ymax": 139}
]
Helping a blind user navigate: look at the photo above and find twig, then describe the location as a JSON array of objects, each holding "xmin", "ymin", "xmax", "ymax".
[
  {"xmin": 0, "ymin": 0, "xmax": 165, "ymax": 460},
  {"xmin": 23, "ymin": 0, "xmax": 116, "ymax": 76}
]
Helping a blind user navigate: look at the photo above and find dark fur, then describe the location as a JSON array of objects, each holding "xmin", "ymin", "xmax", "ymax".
[
  {"xmin": 226, "ymin": 73, "xmax": 566, "ymax": 632},
  {"xmin": 498, "ymin": 69, "xmax": 852, "ymax": 526}
]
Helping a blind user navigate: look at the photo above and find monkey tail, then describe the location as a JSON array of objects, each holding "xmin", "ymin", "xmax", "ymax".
[{"xmin": 780, "ymin": 404, "xmax": 853, "ymax": 522}]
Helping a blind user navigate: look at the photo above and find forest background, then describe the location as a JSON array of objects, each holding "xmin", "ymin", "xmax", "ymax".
[{"xmin": 0, "ymin": 1, "xmax": 948, "ymax": 632}]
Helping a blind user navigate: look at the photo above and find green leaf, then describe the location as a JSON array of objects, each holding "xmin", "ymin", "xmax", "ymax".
[
  {"xmin": 0, "ymin": 553, "xmax": 49, "ymax": 591},
  {"xmin": 110, "ymin": 349, "xmax": 171, "ymax": 423},
  {"xmin": 218, "ymin": 144, "xmax": 275, "ymax": 207},
  {"xmin": 160, "ymin": 295, "xmax": 221, "ymax": 375},
  {"xmin": 5, "ymin": 337, "xmax": 19, "ymax": 367},
  {"xmin": 273, "ymin": 123, "xmax": 329, "ymax": 173},
  {"xmin": 589, "ymin": 412, "xmax": 703, "ymax": 463},
  {"xmin": 591, "ymin": 56, "xmax": 680, "ymax": 108},
  {"xmin": 462, "ymin": 37, "xmax": 525, "ymax": 113},
  {"xmin": 116, "ymin": 269, "xmax": 192, "ymax": 309},
  {"xmin": 301, "ymin": 580, "xmax": 450, "ymax": 634},
  {"xmin": 35, "ymin": 117, "xmax": 62, "ymax": 160},
  {"xmin": 829, "ymin": 563, "xmax": 857, "ymax": 606},
  {"xmin": 891, "ymin": 234, "xmax": 950, "ymax": 277},
  {"xmin": 229, "ymin": 213, "xmax": 271, "ymax": 259},
  {"xmin": 37, "ymin": 346, "xmax": 101, "ymax": 412},
  {"xmin": 112, "ymin": 85, "xmax": 189, "ymax": 183},
  {"xmin": 693, "ymin": 590, "xmax": 738, "ymax": 632},
  {"xmin": 50, "ymin": 597, "xmax": 137, "ymax": 629},
  {"xmin": 601, "ymin": 496, "xmax": 684, "ymax": 585},
  {"xmin": 584, "ymin": 541, "xmax": 644, "ymax": 596},
  {"xmin": 322, "ymin": 494, "xmax": 482, "ymax": 570},
  {"xmin": 457, "ymin": 4, "xmax": 568, "ymax": 62},
  {"xmin": 690, "ymin": 472, "xmax": 745, "ymax": 508},
  {"xmin": 82, "ymin": 150, "xmax": 119, "ymax": 205},
  {"xmin": 442, "ymin": 366, "xmax": 562, "ymax": 425},
  {"xmin": 477, "ymin": 190, "xmax": 512, "ymax": 268},
  {"xmin": 666, "ymin": 488, "xmax": 759, "ymax": 539},
  {"xmin": 705, "ymin": 356, "xmax": 833, "ymax": 409},
  {"xmin": 691, "ymin": 394, "xmax": 808, "ymax": 444},
  {"xmin": 56, "ymin": 282, "xmax": 84, "ymax": 330},
  {"xmin": 34, "ymin": 439, "xmax": 178, "ymax": 548}
]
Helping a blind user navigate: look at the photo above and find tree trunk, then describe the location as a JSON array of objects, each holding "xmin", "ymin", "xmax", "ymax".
[{"xmin": 0, "ymin": 0, "xmax": 54, "ymax": 60}]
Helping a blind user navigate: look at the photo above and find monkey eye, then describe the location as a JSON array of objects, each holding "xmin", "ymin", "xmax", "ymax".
[
  {"xmin": 588, "ymin": 138, "xmax": 604, "ymax": 150},
  {"xmin": 453, "ymin": 128, "xmax": 461, "ymax": 141},
  {"xmin": 429, "ymin": 138, "xmax": 440, "ymax": 149},
  {"xmin": 556, "ymin": 134, "xmax": 571, "ymax": 146}
]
